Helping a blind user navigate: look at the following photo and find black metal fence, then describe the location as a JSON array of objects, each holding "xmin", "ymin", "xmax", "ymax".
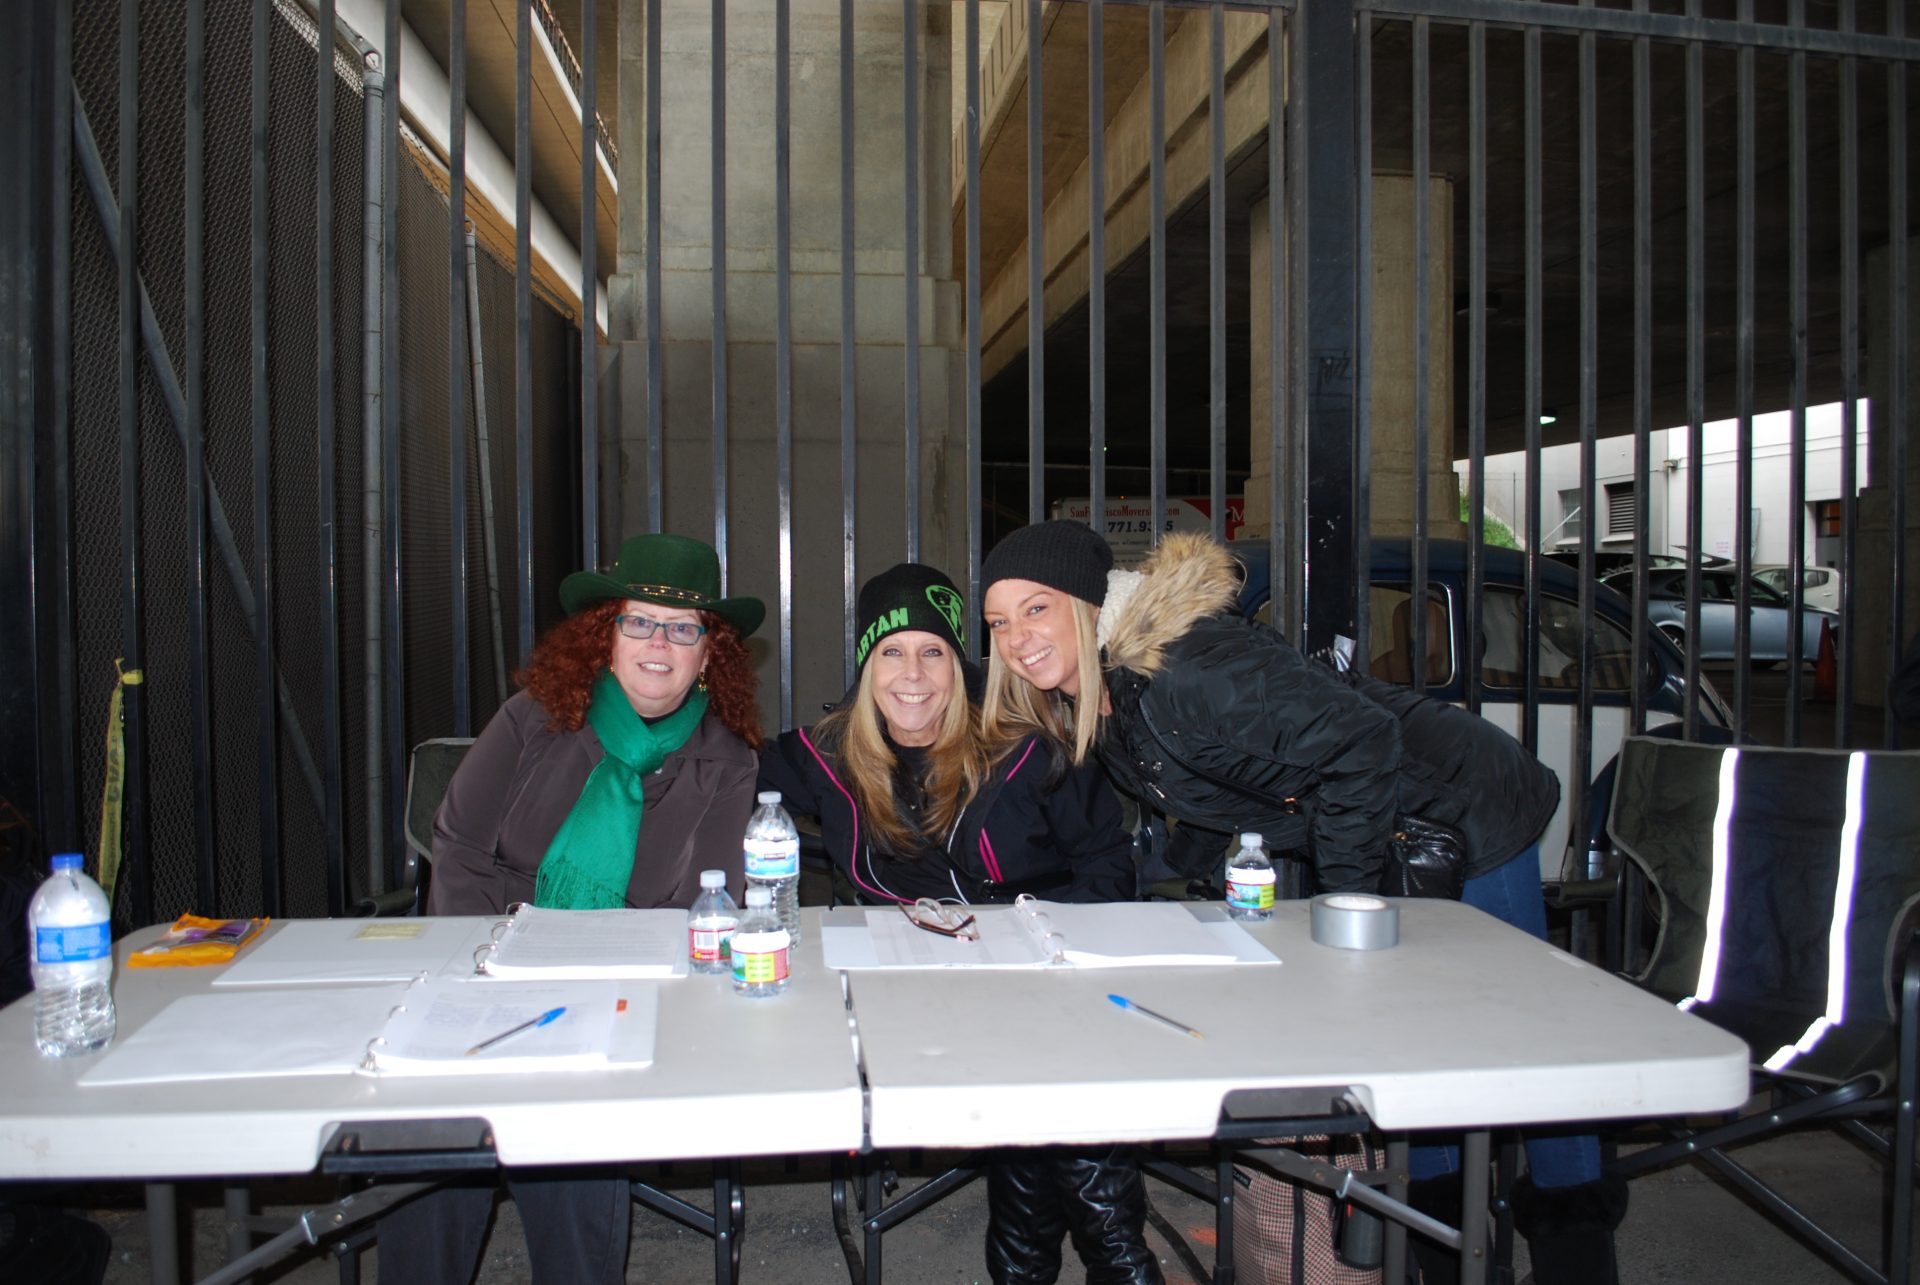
[{"xmin": 4, "ymin": 0, "xmax": 1916, "ymax": 926}]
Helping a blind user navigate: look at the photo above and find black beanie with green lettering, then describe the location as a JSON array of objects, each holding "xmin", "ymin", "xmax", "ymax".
[{"xmin": 854, "ymin": 564, "xmax": 968, "ymax": 672}]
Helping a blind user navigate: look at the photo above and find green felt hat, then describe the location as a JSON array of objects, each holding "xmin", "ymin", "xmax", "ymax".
[{"xmin": 559, "ymin": 533, "xmax": 765, "ymax": 638}]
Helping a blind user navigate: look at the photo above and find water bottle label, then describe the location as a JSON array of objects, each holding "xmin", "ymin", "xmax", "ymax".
[
  {"xmin": 36, "ymin": 922, "xmax": 110, "ymax": 963},
  {"xmin": 689, "ymin": 919, "xmax": 738, "ymax": 965},
  {"xmin": 730, "ymin": 931, "xmax": 791, "ymax": 985},
  {"xmin": 1226, "ymin": 876, "xmax": 1276, "ymax": 911},
  {"xmin": 744, "ymin": 837, "xmax": 800, "ymax": 879}
]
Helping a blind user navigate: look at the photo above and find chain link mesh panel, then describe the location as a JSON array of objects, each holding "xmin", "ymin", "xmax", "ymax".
[{"xmin": 64, "ymin": 0, "xmax": 576, "ymax": 923}]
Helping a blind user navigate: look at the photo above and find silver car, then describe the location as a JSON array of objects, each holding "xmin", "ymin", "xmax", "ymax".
[
  {"xmin": 1754, "ymin": 563, "xmax": 1843, "ymax": 614},
  {"xmin": 1602, "ymin": 566, "xmax": 1835, "ymax": 666}
]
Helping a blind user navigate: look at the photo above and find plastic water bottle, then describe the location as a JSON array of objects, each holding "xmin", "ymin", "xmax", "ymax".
[
  {"xmin": 730, "ymin": 886, "xmax": 791, "ymax": 998},
  {"xmin": 744, "ymin": 791, "xmax": 802, "ymax": 947},
  {"xmin": 687, "ymin": 869, "xmax": 740, "ymax": 976},
  {"xmin": 29, "ymin": 852, "xmax": 116, "ymax": 1057},
  {"xmin": 1225, "ymin": 832, "xmax": 1276, "ymax": 922}
]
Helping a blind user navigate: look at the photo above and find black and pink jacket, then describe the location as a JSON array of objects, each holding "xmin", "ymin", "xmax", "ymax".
[{"xmin": 757, "ymin": 724, "xmax": 1136, "ymax": 906}]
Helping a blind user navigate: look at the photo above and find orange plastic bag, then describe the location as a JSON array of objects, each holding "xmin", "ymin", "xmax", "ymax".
[{"xmin": 126, "ymin": 914, "xmax": 269, "ymax": 968}]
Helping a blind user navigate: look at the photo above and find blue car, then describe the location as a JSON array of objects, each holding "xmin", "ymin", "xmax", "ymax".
[{"xmin": 1230, "ymin": 538, "xmax": 1733, "ymax": 882}]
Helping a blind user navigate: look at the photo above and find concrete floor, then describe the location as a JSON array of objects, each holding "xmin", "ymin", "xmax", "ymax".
[{"xmin": 71, "ymin": 1118, "xmax": 1911, "ymax": 1284}]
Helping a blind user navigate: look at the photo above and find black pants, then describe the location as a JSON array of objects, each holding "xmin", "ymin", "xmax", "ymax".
[
  {"xmin": 985, "ymin": 1146, "xmax": 1164, "ymax": 1285},
  {"xmin": 377, "ymin": 1166, "xmax": 630, "ymax": 1285}
]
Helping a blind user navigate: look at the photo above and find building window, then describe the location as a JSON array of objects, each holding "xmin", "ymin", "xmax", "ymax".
[
  {"xmin": 1556, "ymin": 488, "xmax": 1584, "ymax": 544},
  {"xmin": 1605, "ymin": 482, "xmax": 1636, "ymax": 537},
  {"xmin": 1814, "ymin": 499, "xmax": 1842, "ymax": 538}
]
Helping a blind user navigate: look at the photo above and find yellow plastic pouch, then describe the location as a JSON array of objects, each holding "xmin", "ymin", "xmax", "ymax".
[{"xmin": 126, "ymin": 914, "xmax": 270, "ymax": 968}]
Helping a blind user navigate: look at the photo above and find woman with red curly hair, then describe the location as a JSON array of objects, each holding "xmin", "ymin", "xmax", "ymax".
[{"xmin": 384, "ymin": 533, "xmax": 764, "ymax": 1285}]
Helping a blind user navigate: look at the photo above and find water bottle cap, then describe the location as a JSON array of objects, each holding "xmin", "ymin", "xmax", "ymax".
[
  {"xmin": 1239, "ymin": 833, "xmax": 1263, "ymax": 848},
  {"xmin": 699, "ymin": 869, "xmax": 726, "ymax": 889},
  {"xmin": 51, "ymin": 852, "xmax": 83, "ymax": 871},
  {"xmin": 757, "ymin": 791, "xmax": 781, "ymax": 805},
  {"xmin": 744, "ymin": 886, "xmax": 771, "ymax": 907}
]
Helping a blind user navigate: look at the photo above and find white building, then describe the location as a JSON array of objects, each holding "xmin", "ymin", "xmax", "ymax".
[{"xmin": 1465, "ymin": 402, "xmax": 1872, "ymax": 567}]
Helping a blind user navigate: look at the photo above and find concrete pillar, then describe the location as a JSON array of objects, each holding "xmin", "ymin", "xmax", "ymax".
[
  {"xmin": 1850, "ymin": 235, "xmax": 1920, "ymax": 713},
  {"xmin": 609, "ymin": 1, "xmax": 965, "ymax": 727},
  {"xmin": 1244, "ymin": 173, "xmax": 1463, "ymax": 545}
]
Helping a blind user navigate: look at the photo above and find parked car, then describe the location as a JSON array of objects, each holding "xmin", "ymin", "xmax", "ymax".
[
  {"xmin": 1754, "ymin": 563, "xmax": 1843, "ymax": 614},
  {"xmin": 1544, "ymin": 549, "xmax": 1694, "ymax": 578},
  {"xmin": 1599, "ymin": 566, "xmax": 1835, "ymax": 666},
  {"xmin": 1230, "ymin": 538, "xmax": 1732, "ymax": 882}
]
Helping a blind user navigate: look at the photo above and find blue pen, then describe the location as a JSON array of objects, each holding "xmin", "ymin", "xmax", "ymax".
[
  {"xmin": 465, "ymin": 1006, "xmax": 567, "ymax": 1056},
  {"xmin": 1108, "ymin": 994, "xmax": 1204, "ymax": 1040}
]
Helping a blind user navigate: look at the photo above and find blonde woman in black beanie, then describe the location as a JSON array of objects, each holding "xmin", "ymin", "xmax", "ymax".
[
  {"xmin": 981, "ymin": 521, "xmax": 1626, "ymax": 1285},
  {"xmin": 758, "ymin": 563, "xmax": 1162, "ymax": 1285}
]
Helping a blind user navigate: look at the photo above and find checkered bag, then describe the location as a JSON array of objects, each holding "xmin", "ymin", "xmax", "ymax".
[{"xmin": 1231, "ymin": 1135, "xmax": 1384, "ymax": 1285}]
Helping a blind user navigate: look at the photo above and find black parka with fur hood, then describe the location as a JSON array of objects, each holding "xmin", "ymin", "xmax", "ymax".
[{"xmin": 1095, "ymin": 534, "xmax": 1560, "ymax": 894}]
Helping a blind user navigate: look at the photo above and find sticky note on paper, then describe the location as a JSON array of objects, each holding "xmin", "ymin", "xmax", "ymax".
[{"xmin": 354, "ymin": 922, "xmax": 427, "ymax": 941}]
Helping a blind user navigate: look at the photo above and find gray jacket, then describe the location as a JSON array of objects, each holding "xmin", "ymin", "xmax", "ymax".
[{"xmin": 427, "ymin": 689, "xmax": 759, "ymax": 914}]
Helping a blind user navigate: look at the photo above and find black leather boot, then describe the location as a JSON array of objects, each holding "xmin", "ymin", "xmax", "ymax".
[
  {"xmin": 1509, "ymin": 1174, "xmax": 1627, "ymax": 1285},
  {"xmin": 1056, "ymin": 1147, "xmax": 1165, "ymax": 1285},
  {"xmin": 986, "ymin": 1154, "xmax": 1071, "ymax": 1285},
  {"xmin": 1403, "ymin": 1172, "xmax": 1464, "ymax": 1285}
]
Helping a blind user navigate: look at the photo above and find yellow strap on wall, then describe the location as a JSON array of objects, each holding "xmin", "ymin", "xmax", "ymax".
[{"xmin": 97, "ymin": 659, "xmax": 143, "ymax": 904}]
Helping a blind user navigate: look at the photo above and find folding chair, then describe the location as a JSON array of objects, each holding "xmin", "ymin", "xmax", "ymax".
[
  {"xmin": 1605, "ymin": 735, "xmax": 1920, "ymax": 1285},
  {"xmin": 355, "ymin": 737, "xmax": 474, "ymax": 917}
]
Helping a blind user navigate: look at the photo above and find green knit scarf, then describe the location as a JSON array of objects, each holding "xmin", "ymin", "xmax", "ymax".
[{"xmin": 534, "ymin": 669, "xmax": 709, "ymax": 909}]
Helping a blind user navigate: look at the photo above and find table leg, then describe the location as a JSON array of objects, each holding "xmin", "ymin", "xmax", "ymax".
[
  {"xmin": 222, "ymin": 1184, "xmax": 252, "ymax": 1280},
  {"xmin": 1383, "ymin": 1137, "xmax": 1409, "ymax": 1285},
  {"xmin": 1460, "ymin": 1131, "xmax": 1491, "ymax": 1285},
  {"xmin": 713, "ymin": 1162, "xmax": 743, "ymax": 1285},
  {"xmin": 1213, "ymin": 1148, "xmax": 1235, "ymax": 1285},
  {"xmin": 863, "ymin": 1162, "xmax": 885, "ymax": 1285},
  {"xmin": 146, "ymin": 1181, "xmax": 180, "ymax": 1285}
]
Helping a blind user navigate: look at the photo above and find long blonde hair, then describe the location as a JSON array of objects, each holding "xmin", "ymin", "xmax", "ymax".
[
  {"xmin": 979, "ymin": 595, "xmax": 1105, "ymax": 765},
  {"xmin": 817, "ymin": 651, "xmax": 989, "ymax": 856}
]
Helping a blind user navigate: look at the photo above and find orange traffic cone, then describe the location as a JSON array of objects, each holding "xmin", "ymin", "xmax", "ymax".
[{"xmin": 1815, "ymin": 616, "xmax": 1837, "ymax": 703}]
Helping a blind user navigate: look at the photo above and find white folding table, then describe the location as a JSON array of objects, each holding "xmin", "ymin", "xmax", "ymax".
[
  {"xmin": 0, "ymin": 915, "xmax": 866, "ymax": 1285},
  {"xmin": 840, "ymin": 898, "xmax": 1750, "ymax": 1284}
]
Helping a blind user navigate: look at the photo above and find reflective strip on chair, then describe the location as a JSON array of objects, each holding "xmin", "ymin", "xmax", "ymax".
[
  {"xmin": 1761, "ymin": 751, "xmax": 1867, "ymax": 1072},
  {"xmin": 1682, "ymin": 747, "xmax": 1741, "ymax": 1007}
]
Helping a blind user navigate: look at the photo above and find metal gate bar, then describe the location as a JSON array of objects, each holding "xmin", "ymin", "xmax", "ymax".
[
  {"xmin": 1409, "ymin": 13, "xmax": 1429, "ymax": 694},
  {"xmin": 1522, "ymin": 20, "xmax": 1542, "ymax": 755},
  {"xmin": 381, "ymin": 0, "xmax": 406, "ymax": 878},
  {"xmin": 1888, "ymin": 4, "xmax": 1909, "ymax": 749},
  {"xmin": 1464, "ymin": 15, "xmax": 1486, "ymax": 718},
  {"xmin": 906, "ymin": 0, "xmax": 925, "ymax": 559},
  {"xmin": 117, "ymin": 0, "xmax": 152, "ymax": 927},
  {"xmin": 447, "ymin": 0, "xmax": 472, "ymax": 737},
  {"xmin": 582, "ymin": 0, "xmax": 600, "ymax": 570},
  {"xmin": 1208, "ymin": 3, "xmax": 1226, "ymax": 542},
  {"xmin": 966, "ymin": 0, "xmax": 984, "ymax": 653},
  {"xmin": 185, "ymin": 0, "xmax": 216, "ymax": 910},
  {"xmin": 516, "ymin": 0, "xmax": 535, "ymax": 667},
  {"xmin": 1089, "ymin": 0, "xmax": 1108, "ymax": 550},
  {"xmin": 1839, "ymin": 0, "xmax": 1859, "ymax": 741},
  {"xmin": 316, "ymin": 0, "xmax": 347, "ymax": 917},
  {"xmin": 1629, "ymin": 2, "xmax": 1651, "ymax": 739},
  {"xmin": 1029, "ymin": 0, "xmax": 1046, "ymax": 525}
]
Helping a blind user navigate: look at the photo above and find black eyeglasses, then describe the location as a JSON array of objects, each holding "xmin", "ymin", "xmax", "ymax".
[
  {"xmin": 899, "ymin": 898, "xmax": 979, "ymax": 941},
  {"xmin": 615, "ymin": 614, "xmax": 708, "ymax": 646}
]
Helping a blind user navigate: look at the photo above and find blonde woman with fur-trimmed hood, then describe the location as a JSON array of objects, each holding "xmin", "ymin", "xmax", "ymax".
[{"xmin": 980, "ymin": 521, "xmax": 1628, "ymax": 1285}]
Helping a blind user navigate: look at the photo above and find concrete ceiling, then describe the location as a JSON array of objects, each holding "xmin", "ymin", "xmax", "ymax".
[{"xmin": 973, "ymin": 8, "xmax": 1908, "ymax": 492}]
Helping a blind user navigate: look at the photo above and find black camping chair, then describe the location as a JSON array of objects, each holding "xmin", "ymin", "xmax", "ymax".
[
  {"xmin": 356, "ymin": 737, "xmax": 474, "ymax": 917},
  {"xmin": 1605, "ymin": 735, "xmax": 1920, "ymax": 1285}
]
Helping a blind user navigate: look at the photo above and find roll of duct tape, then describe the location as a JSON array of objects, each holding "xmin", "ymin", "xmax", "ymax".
[{"xmin": 1309, "ymin": 893, "xmax": 1399, "ymax": 951}]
